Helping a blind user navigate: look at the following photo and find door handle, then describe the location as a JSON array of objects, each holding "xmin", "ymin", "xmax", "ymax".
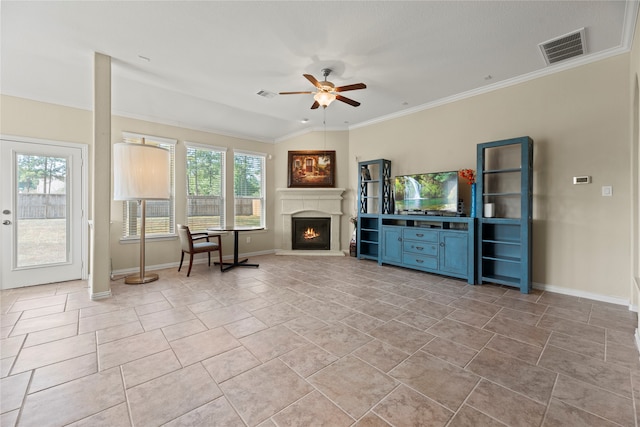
[{"xmin": 3, "ymin": 220, "xmax": 11, "ymax": 225}]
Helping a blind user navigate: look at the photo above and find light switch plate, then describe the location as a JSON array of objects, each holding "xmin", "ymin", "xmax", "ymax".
[{"xmin": 602, "ymin": 186, "xmax": 612, "ymax": 196}]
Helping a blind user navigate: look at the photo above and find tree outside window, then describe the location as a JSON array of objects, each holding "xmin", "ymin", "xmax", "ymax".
[{"xmin": 234, "ymin": 151, "xmax": 265, "ymax": 227}]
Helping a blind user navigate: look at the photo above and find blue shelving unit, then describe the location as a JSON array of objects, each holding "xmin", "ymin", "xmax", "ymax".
[
  {"xmin": 476, "ymin": 136, "xmax": 533, "ymax": 293},
  {"xmin": 357, "ymin": 159, "xmax": 391, "ymax": 261}
]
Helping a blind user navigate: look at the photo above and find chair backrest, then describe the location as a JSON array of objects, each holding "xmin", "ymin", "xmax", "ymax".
[{"xmin": 176, "ymin": 224, "xmax": 194, "ymax": 252}]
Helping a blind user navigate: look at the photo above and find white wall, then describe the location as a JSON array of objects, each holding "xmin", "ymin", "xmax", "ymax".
[
  {"xmin": 273, "ymin": 130, "xmax": 352, "ymax": 251},
  {"xmin": 347, "ymin": 55, "xmax": 631, "ymax": 301},
  {"xmin": 109, "ymin": 116, "xmax": 276, "ymax": 271},
  {"xmin": 2, "ymin": 51, "xmax": 634, "ymax": 303}
]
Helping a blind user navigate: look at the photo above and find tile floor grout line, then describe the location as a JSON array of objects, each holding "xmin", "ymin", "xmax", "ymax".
[
  {"xmin": 4, "ymin": 257, "xmax": 640, "ymax": 426},
  {"xmin": 12, "ymin": 368, "xmax": 34, "ymax": 427},
  {"xmin": 537, "ymin": 373, "xmax": 560, "ymax": 427},
  {"xmin": 631, "ymin": 370, "xmax": 640, "ymax": 427}
]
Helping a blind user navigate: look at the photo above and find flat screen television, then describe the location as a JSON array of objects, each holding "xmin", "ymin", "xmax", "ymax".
[{"xmin": 394, "ymin": 170, "xmax": 459, "ymax": 214}]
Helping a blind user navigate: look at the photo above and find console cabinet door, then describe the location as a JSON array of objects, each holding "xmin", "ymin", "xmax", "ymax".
[
  {"xmin": 381, "ymin": 226, "xmax": 402, "ymax": 263},
  {"xmin": 438, "ymin": 231, "xmax": 468, "ymax": 276}
]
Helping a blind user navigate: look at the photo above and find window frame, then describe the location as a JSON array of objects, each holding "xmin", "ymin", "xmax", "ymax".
[
  {"xmin": 184, "ymin": 141, "xmax": 227, "ymax": 231},
  {"xmin": 233, "ymin": 150, "xmax": 266, "ymax": 228}
]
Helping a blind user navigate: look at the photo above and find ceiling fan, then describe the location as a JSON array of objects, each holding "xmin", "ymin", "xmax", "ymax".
[{"xmin": 279, "ymin": 68, "xmax": 366, "ymax": 109}]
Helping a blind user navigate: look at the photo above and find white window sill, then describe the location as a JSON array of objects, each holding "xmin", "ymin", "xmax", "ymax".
[{"xmin": 119, "ymin": 234, "xmax": 177, "ymax": 244}]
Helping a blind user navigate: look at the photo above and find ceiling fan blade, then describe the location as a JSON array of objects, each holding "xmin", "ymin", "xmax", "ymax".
[
  {"xmin": 335, "ymin": 83, "xmax": 367, "ymax": 92},
  {"xmin": 304, "ymin": 74, "xmax": 322, "ymax": 89},
  {"xmin": 310, "ymin": 101, "xmax": 320, "ymax": 109},
  {"xmin": 279, "ymin": 91, "xmax": 314, "ymax": 95},
  {"xmin": 336, "ymin": 94, "xmax": 361, "ymax": 107}
]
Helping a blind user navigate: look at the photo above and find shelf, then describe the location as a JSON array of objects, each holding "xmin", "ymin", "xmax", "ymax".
[
  {"xmin": 483, "ymin": 238, "xmax": 520, "ymax": 245},
  {"xmin": 483, "ymin": 168, "xmax": 522, "ymax": 174},
  {"xmin": 482, "ymin": 255, "xmax": 520, "ymax": 263},
  {"xmin": 480, "ymin": 274, "xmax": 521, "ymax": 286},
  {"xmin": 481, "ymin": 218, "xmax": 521, "ymax": 224},
  {"xmin": 483, "ymin": 192, "xmax": 521, "ymax": 197}
]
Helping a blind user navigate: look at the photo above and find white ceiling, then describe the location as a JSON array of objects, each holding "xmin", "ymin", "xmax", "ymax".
[{"xmin": 1, "ymin": 1, "xmax": 637, "ymax": 143}]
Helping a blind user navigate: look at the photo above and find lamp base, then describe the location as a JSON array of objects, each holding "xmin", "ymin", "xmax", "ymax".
[{"xmin": 124, "ymin": 273, "xmax": 159, "ymax": 285}]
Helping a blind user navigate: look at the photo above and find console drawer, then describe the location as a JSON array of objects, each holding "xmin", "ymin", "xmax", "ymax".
[
  {"xmin": 403, "ymin": 228, "xmax": 438, "ymax": 242},
  {"xmin": 403, "ymin": 253, "xmax": 438, "ymax": 270},
  {"xmin": 403, "ymin": 240, "xmax": 438, "ymax": 256}
]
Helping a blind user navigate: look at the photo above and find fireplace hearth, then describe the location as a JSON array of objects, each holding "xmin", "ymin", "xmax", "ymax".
[{"xmin": 292, "ymin": 217, "xmax": 330, "ymax": 250}]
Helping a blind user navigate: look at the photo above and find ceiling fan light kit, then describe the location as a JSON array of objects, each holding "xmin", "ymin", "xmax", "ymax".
[
  {"xmin": 314, "ymin": 91, "xmax": 336, "ymax": 107},
  {"xmin": 280, "ymin": 68, "xmax": 366, "ymax": 110}
]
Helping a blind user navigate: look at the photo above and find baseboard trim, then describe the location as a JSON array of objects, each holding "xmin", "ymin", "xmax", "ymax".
[
  {"xmin": 532, "ymin": 281, "xmax": 631, "ymax": 309},
  {"xmin": 276, "ymin": 250, "xmax": 345, "ymax": 257},
  {"xmin": 90, "ymin": 289, "xmax": 112, "ymax": 300},
  {"xmin": 111, "ymin": 250, "xmax": 275, "ymax": 277}
]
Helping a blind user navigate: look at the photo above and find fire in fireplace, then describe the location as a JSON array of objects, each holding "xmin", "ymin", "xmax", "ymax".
[{"xmin": 292, "ymin": 217, "xmax": 330, "ymax": 250}]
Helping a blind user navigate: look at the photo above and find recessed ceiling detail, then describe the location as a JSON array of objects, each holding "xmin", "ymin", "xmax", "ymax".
[
  {"xmin": 257, "ymin": 90, "xmax": 276, "ymax": 99},
  {"xmin": 539, "ymin": 28, "xmax": 586, "ymax": 65}
]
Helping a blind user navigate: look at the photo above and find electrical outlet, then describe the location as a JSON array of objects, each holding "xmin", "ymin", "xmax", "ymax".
[
  {"xmin": 246, "ymin": 236, "xmax": 251, "ymax": 243},
  {"xmin": 602, "ymin": 186, "xmax": 613, "ymax": 197}
]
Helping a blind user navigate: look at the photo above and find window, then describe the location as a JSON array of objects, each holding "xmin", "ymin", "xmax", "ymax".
[
  {"xmin": 121, "ymin": 132, "xmax": 176, "ymax": 239},
  {"xmin": 234, "ymin": 151, "xmax": 265, "ymax": 227},
  {"xmin": 185, "ymin": 142, "xmax": 226, "ymax": 230}
]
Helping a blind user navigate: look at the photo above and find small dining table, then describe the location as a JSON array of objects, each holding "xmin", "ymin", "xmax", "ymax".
[{"xmin": 207, "ymin": 226, "xmax": 264, "ymax": 272}]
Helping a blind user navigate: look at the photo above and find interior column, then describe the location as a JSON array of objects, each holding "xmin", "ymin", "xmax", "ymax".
[{"xmin": 90, "ymin": 52, "xmax": 112, "ymax": 299}]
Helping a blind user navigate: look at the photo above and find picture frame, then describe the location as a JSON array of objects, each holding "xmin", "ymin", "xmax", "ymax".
[{"xmin": 287, "ymin": 150, "xmax": 336, "ymax": 188}]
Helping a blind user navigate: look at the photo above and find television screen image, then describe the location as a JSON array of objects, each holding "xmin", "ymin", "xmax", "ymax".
[{"xmin": 394, "ymin": 171, "xmax": 459, "ymax": 213}]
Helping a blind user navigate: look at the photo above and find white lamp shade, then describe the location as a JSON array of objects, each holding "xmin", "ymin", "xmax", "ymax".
[
  {"xmin": 113, "ymin": 143, "xmax": 170, "ymax": 200},
  {"xmin": 314, "ymin": 91, "xmax": 336, "ymax": 107}
]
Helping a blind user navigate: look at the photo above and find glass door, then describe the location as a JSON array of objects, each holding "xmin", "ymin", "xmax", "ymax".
[{"xmin": 1, "ymin": 138, "xmax": 85, "ymax": 289}]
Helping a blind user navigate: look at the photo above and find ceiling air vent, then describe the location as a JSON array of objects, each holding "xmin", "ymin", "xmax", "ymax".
[
  {"xmin": 539, "ymin": 28, "xmax": 586, "ymax": 65},
  {"xmin": 256, "ymin": 90, "xmax": 276, "ymax": 99}
]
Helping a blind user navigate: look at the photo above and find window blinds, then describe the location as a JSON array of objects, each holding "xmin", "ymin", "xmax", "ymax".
[
  {"xmin": 185, "ymin": 142, "xmax": 226, "ymax": 231},
  {"xmin": 233, "ymin": 151, "xmax": 265, "ymax": 227}
]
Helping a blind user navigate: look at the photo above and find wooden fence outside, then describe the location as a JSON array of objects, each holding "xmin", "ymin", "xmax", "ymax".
[
  {"xmin": 18, "ymin": 194, "xmax": 260, "ymax": 219},
  {"xmin": 18, "ymin": 194, "xmax": 66, "ymax": 219}
]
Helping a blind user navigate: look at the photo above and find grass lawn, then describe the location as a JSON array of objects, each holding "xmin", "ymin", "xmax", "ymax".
[{"xmin": 17, "ymin": 218, "xmax": 66, "ymax": 266}]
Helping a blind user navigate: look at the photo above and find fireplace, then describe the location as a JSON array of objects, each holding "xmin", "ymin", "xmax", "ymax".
[
  {"xmin": 292, "ymin": 217, "xmax": 330, "ymax": 250},
  {"xmin": 276, "ymin": 187, "xmax": 345, "ymax": 256}
]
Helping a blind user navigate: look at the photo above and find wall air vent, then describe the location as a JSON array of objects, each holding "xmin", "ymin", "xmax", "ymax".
[
  {"xmin": 256, "ymin": 90, "xmax": 276, "ymax": 99},
  {"xmin": 539, "ymin": 28, "xmax": 586, "ymax": 65}
]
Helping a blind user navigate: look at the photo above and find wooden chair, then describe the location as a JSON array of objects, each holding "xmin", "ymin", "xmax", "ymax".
[{"xmin": 176, "ymin": 224, "xmax": 223, "ymax": 276}]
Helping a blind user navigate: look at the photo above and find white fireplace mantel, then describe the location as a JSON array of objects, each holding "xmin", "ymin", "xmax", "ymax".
[{"xmin": 276, "ymin": 187, "xmax": 345, "ymax": 256}]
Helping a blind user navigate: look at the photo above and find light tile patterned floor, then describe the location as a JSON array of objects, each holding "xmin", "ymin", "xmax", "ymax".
[{"xmin": 1, "ymin": 254, "xmax": 640, "ymax": 426}]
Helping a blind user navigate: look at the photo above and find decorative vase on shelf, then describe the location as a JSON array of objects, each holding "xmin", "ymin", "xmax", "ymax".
[{"xmin": 470, "ymin": 183, "xmax": 477, "ymax": 218}]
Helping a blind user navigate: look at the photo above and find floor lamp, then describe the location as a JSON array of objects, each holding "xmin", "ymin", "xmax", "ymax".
[{"xmin": 113, "ymin": 141, "xmax": 170, "ymax": 284}]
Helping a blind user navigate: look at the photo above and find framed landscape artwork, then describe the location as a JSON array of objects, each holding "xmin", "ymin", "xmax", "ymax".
[{"xmin": 287, "ymin": 150, "xmax": 336, "ymax": 188}]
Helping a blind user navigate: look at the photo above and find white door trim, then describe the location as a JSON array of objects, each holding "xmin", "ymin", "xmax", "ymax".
[{"xmin": 0, "ymin": 134, "xmax": 89, "ymax": 286}]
